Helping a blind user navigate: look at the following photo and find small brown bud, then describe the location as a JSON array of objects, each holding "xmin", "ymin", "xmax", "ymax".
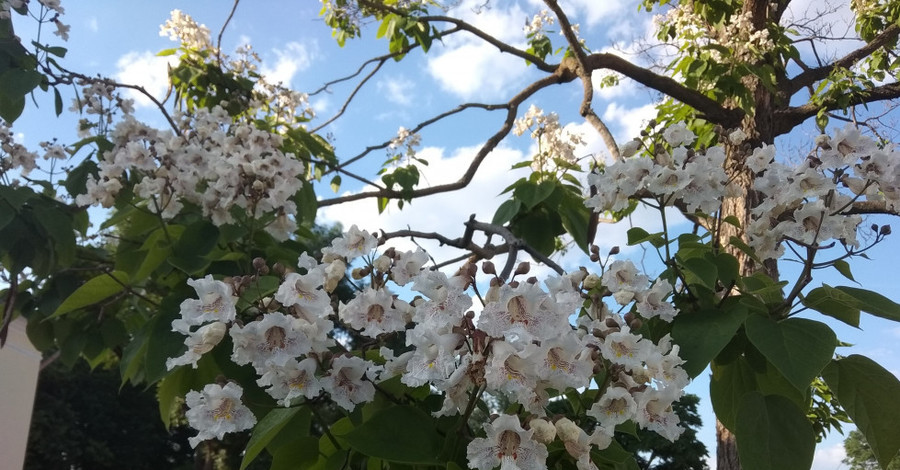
[
  {"xmin": 482, "ymin": 261, "xmax": 496, "ymax": 275},
  {"xmin": 605, "ymin": 317, "xmax": 619, "ymax": 328},
  {"xmin": 872, "ymin": 224, "xmax": 879, "ymax": 232},
  {"xmin": 880, "ymin": 225, "xmax": 892, "ymax": 236},
  {"xmin": 630, "ymin": 319, "xmax": 643, "ymax": 330},
  {"xmin": 515, "ymin": 262, "xmax": 531, "ymax": 276},
  {"xmin": 609, "ymin": 246, "xmax": 620, "ymax": 256},
  {"xmin": 384, "ymin": 247, "xmax": 397, "ymax": 259},
  {"xmin": 527, "ymin": 276, "xmax": 538, "ymax": 285},
  {"xmin": 490, "ymin": 277, "xmax": 502, "ymax": 287},
  {"xmin": 590, "ymin": 245, "xmax": 600, "ymax": 255},
  {"xmin": 590, "ymin": 254, "xmax": 601, "ymax": 262},
  {"xmin": 252, "ymin": 257, "xmax": 267, "ymax": 272},
  {"xmin": 508, "ymin": 280, "xmax": 519, "ymax": 288},
  {"xmin": 624, "ymin": 312, "xmax": 634, "ymax": 324},
  {"xmin": 272, "ymin": 262, "xmax": 286, "ymax": 277}
]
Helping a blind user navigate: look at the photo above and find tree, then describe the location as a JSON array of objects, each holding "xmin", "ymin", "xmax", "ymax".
[
  {"xmin": 844, "ymin": 430, "xmax": 900, "ymax": 470},
  {"xmin": 1, "ymin": 2, "xmax": 900, "ymax": 470},
  {"xmin": 25, "ymin": 360, "xmax": 194, "ymax": 470}
]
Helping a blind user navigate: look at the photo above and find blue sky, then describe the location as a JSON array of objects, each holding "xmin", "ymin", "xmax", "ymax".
[{"xmin": 10, "ymin": 1, "xmax": 900, "ymax": 468}]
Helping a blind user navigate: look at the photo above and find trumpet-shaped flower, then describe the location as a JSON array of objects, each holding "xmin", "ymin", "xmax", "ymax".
[
  {"xmin": 185, "ymin": 382, "xmax": 256, "ymax": 448},
  {"xmin": 466, "ymin": 414, "xmax": 548, "ymax": 470}
]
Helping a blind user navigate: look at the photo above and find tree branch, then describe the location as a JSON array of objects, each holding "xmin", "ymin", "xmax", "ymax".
[
  {"xmin": 581, "ymin": 53, "xmax": 744, "ymax": 128},
  {"xmin": 774, "ymin": 82, "xmax": 900, "ymax": 135},
  {"xmin": 355, "ymin": 0, "xmax": 555, "ymax": 73},
  {"xmin": 787, "ymin": 24, "xmax": 900, "ymax": 95},
  {"xmin": 543, "ymin": 0, "xmax": 620, "ymax": 161},
  {"xmin": 318, "ymin": 74, "xmax": 563, "ymax": 206},
  {"xmin": 843, "ymin": 200, "xmax": 900, "ymax": 216}
]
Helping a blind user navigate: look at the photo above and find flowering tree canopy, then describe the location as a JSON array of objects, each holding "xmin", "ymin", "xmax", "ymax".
[{"xmin": 2, "ymin": 1, "xmax": 900, "ymax": 470}]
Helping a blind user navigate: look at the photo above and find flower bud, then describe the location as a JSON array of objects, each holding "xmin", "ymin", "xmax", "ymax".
[
  {"xmin": 373, "ymin": 255, "xmax": 392, "ymax": 273},
  {"xmin": 482, "ymin": 261, "xmax": 496, "ymax": 275},
  {"xmin": 583, "ymin": 274, "xmax": 601, "ymax": 290},
  {"xmin": 272, "ymin": 262, "xmax": 286, "ymax": 277},
  {"xmin": 554, "ymin": 418, "xmax": 582, "ymax": 443},
  {"xmin": 529, "ymin": 418, "xmax": 556, "ymax": 444},
  {"xmin": 609, "ymin": 246, "xmax": 620, "ymax": 256},
  {"xmin": 252, "ymin": 257, "xmax": 267, "ymax": 272},
  {"xmin": 515, "ymin": 262, "xmax": 531, "ymax": 276},
  {"xmin": 881, "ymin": 225, "xmax": 892, "ymax": 236}
]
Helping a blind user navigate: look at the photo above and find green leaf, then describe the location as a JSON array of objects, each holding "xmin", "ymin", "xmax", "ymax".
[
  {"xmin": 338, "ymin": 405, "xmax": 442, "ymax": 464},
  {"xmin": 271, "ymin": 436, "xmax": 319, "ymax": 470},
  {"xmin": 492, "ymin": 199, "xmax": 521, "ymax": 226},
  {"xmin": 241, "ymin": 407, "xmax": 301, "ymax": 470},
  {"xmin": 834, "ymin": 286, "xmax": 900, "ymax": 322},
  {"xmin": 671, "ymin": 303, "xmax": 748, "ymax": 377},
  {"xmin": 802, "ymin": 285, "xmax": 861, "ymax": 328},
  {"xmin": 51, "ymin": 270, "xmax": 130, "ymax": 318},
  {"xmin": 744, "ymin": 316, "xmax": 836, "ymax": 392},
  {"xmin": 736, "ymin": 392, "xmax": 816, "ymax": 470},
  {"xmin": 710, "ymin": 358, "xmax": 758, "ymax": 432},
  {"xmin": 832, "ymin": 259, "xmax": 856, "ymax": 282},
  {"xmin": 53, "ymin": 87, "xmax": 63, "ymax": 116},
  {"xmin": 822, "ymin": 355, "xmax": 900, "ymax": 469},
  {"xmin": 626, "ymin": 227, "xmax": 666, "ymax": 247},
  {"xmin": 680, "ymin": 256, "xmax": 718, "ymax": 290},
  {"xmin": 513, "ymin": 180, "xmax": 556, "ymax": 209},
  {"xmin": 0, "ymin": 68, "xmax": 43, "ymax": 98},
  {"xmin": 330, "ymin": 174, "xmax": 342, "ymax": 193},
  {"xmin": 0, "ymin": 92, "xmax": 25, "ymax": 123}
]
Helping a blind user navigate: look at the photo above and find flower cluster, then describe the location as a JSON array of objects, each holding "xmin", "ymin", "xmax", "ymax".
[
  {"xmin": 585, "ymin": 123, "xmax": 896, "ymax": 260},
  {"xmin": 524, "ymin": 10, "xmax": 555, "ymax": 39},
  {"xmin": 168, "ymin": 225, "xmax": 688, "ymax": 465},
  {"xmin": 74, "ymin": 105, "xmax": 306, "ymax": 240},
  {"xmin": 0, "ymin": 123, "xmax": 67, "ymax": 182},
  {"xmin": 160, "ymin": 9, "xmax": 212, "ymax": 52},
  {"xmin": 514, "ymin": 105, "xmax": 586, "ymax": 172},
  {"xmin": 655, "ymin": 4, "xmax": 775, "ymax": 63}
]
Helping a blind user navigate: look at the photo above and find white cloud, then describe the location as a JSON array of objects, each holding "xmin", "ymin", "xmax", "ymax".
[
  {"xmin": 562, "ymin": 0, "xmax": 629, "ymax": 27},
  {"xmin": 377, "ymin": 76, "xmax": 415, "ymax": 106},
  {"xmin": 427, "ymin": 43, "xmax": 529, "ymax": 100},
  {"xmin": 114, "ymin": 51, "xmax": 178, "ymax": 107},
  {"xmin": 87, "ymin": 17, "xmax": 98, "ymax": 33},
  {"xmin": 811, "ymin": 442, "xmax": 846, "ymax": 470},
  {"xmin": 602, "ymin": 101, "xmax": 658, "ymax": 142},
  {"xmin": 261, "ymin": 41, "xmax": 315, "ymax": 86}
]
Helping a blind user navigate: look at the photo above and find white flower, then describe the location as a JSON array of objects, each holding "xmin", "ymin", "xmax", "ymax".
[
  {"xmin": 324, "ymin": 355, "xmax": 378, "ymax": 411},
  {"xmin": 600, "ymin": 329, "xmax": 652, "ymax": 370},
  {"xmin": 340, "ymin": 287, "xmax": 407, "ymax": 337},
  {"xmin": 185, "ymin": 383, "xmax": 256, "ymax": 448},
  {"xmin": 634, "ymin": 386, "xmax": 684, "ymax": 441},
  {"xmin": 728, "ymin": 129, "xmax": 748, "ymax": 145},
  {"xmin": 326, "ymin": 225, "xmax": 377, "ymax": 260},
  {"xmin": 256, "ymin": 357, "xmax": 322, "ymax": 406},
  {"xmin": 230, "ymin": 312, "xmax": 309, "ymax": 369},
  {"xmin": 478, "ymin": 282, "xmax": 568, "ymax": 344},
  {"xmin": 636, "ymin": 279, "xmax": 679, "ymax": 322},
  {"xmin": 588, "ymin": 386, "xmax": 637, "ymax": 429},
  {"xmin": 467, "ymin": 414, "xmax": 548, "ymax": 470},
  {"xmin": 173, "ymin": 275, "xmax": 237, "ymax": 331},
  {"xmin": 274, "ymin": 271, "xmax": 330, "ymax": 316},
  {"xmin": 662, "ymin": 122, "xmax": 695, "ymax": 147},
  {"xmin": 166, "ymin": 321, "xmax": 227, "ymax": 370}
]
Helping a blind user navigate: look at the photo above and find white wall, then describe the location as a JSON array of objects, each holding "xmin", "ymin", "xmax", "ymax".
[{"xmin": 0, "ymin": 317, "xmax": 41, "ymax": 470}]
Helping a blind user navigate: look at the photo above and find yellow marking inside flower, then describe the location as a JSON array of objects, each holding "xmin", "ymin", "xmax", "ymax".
[
  {"xmin": 212, "ymin": 398, "xmax": 235, "ymax": 421},
  {"xmin": 603, "ymin": 397, "xmax": 628, "ymax": 416}
]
